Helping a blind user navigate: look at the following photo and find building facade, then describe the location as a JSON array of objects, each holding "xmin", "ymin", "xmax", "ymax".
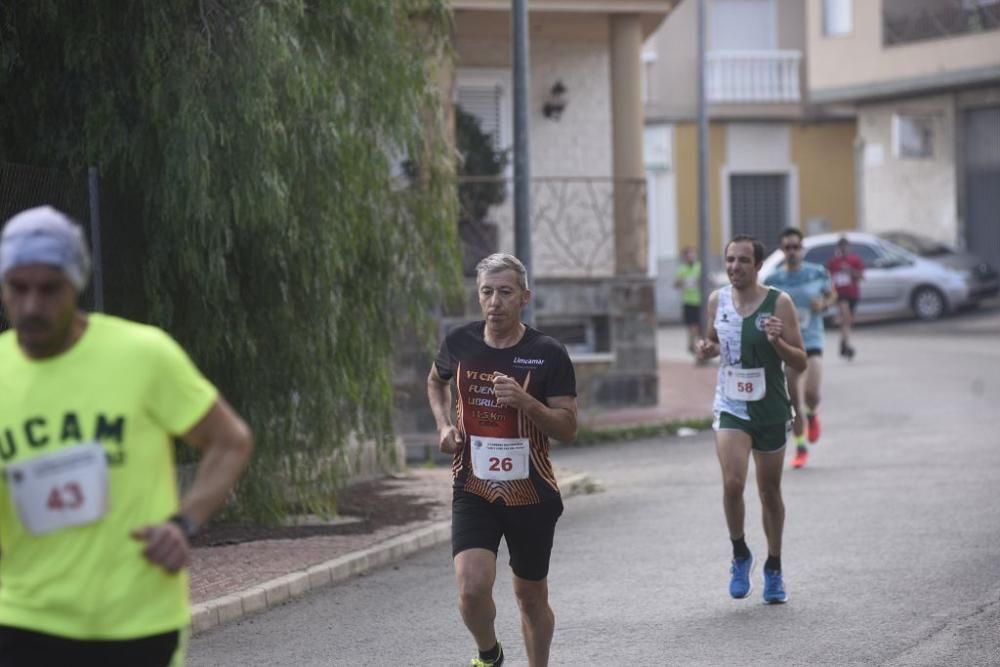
[
  {"xmin": 395, "ymin": 1, "xmax": 680, "ymax": 447},
  {"xmin": 645, "ymin": 0, "xmax": 857, "ymax": 321},
  {"xmin": 807, "ymin": 0, "xmax": 1000, "ymax": 269}
]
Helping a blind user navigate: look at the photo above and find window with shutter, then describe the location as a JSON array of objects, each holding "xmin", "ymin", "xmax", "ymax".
[
  {"xmin": 456, "ymin": 85, "xmax": 504, "ymax": 152},
  {"xmin": 729, "ymin": 173, "xmax": 789, "ymax": 253}
]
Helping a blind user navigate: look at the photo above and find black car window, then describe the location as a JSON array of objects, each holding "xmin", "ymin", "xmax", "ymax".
[
  {"xmin": 850, "ymin": 244, "xmax": 880, "ymax": 264},
  {"xmin": 806, "ymin": 242, "xmax": 883, "ymax": 267},
  {"xmin": 882, "ymin": 234, "xmax": 918, "ymax": 253},
  {"xmin": 804, "ymin": 244, "xmax": 835, "ymax": 265},
  {"xmin": 884, "ymin": 233, "xmax": 950, "ymax": 257}
]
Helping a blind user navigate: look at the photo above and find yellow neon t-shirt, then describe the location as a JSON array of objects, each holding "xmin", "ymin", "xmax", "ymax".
[{"xmin": 0, "ymin": 313, "xmax": 217, "ymax": 640}]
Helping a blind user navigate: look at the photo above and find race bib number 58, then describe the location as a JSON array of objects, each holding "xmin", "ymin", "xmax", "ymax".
[
  {"xmin": 470, "ymin": 437, "xmax": 530, "ymax": 481},
  {"xmin": 6, "ymin": 442, "xmax": 109, "ymax": 535},
  {"xmin": 724, "ymin": 367, "xmax": 767, "ymax": 401}
]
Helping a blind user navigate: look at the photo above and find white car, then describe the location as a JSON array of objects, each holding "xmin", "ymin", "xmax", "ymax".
[{"xmin": 758, "ymin": 232, "xmax": 973, "ymax": 321}]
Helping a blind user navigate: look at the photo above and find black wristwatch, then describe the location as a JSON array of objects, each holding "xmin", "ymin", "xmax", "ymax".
[{"xmin": 168, "ymin": 513, "xmax": 199, "ymax": 540}]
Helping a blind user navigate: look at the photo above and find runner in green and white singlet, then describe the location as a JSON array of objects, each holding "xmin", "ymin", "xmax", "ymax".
[
  {"xmin": 712, "ymin": 285, "xmax": 792, "ymax": 426},
  {"xmin": 695, "ymin": 235, "xmax": 806, "ymax": 607}
]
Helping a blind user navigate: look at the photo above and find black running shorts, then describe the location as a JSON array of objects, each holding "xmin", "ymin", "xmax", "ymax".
[
  {"xmin": 837, "ymin": 295, "xmax": 858, "ymax": 313},
  {"xmin": 452, "ymin": 490, "xmax": 563, "ymax": 581},
  {"xmin": 0, "ymin": 626, "xmax": 182, "ymax": 667},
  {"xmin": 683, "ymin": 304, "xmax": 701, "ymax": 326}
]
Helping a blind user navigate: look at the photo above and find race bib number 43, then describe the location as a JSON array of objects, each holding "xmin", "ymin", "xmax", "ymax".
[
  {"xmin": 470, "ymin": 437, "xmax": 530, "ymax": 481},
  {"xmin": 6, "ymin": 442, "xmax": 109, "ymax": 536},
  {"xmin": 723, "ymin": 367, "xmax": 766, "ymax": 402}
]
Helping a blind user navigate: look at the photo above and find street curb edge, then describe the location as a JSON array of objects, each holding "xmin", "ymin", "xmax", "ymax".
[{"xmin": 190, "ymin": 471, "xmax": 594, "ymax": 636}]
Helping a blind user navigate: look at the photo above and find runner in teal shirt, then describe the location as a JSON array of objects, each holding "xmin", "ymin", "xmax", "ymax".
[{"xmin": 763, "ymin": 228, "xmax": 837, "ymax": 469}]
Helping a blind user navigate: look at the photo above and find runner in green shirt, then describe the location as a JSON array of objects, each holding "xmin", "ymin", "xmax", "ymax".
[{"xmin": 695, "ymin": 235, "xmax": 806, "ymax": 606}]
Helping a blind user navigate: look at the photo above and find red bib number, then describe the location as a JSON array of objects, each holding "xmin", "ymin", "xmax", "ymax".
[
  {"xmin": 470, "ymin": 437, "xmax": 530, "ymax": 481},
  {"xmin": 6, "ymin": 442, "xmax": 109, "ymax": 535},
  {"xmin": 724, "ymin": 367, "xmax": 766, "ymax": 401}
]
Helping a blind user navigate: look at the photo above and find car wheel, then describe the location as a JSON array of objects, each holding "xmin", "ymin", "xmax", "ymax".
[{"xmin": 911, "ymin": 286, "xmax": 946, "ymax": 320}]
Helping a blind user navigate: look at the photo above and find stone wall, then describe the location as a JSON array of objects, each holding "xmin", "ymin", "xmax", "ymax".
[{"xmin": 393, "ymin": 274, "xmax": 659, "ymax": 450}]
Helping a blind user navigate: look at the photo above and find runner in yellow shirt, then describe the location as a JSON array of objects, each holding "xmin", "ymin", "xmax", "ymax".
[
  {"xmin": 673, "ymin": 246, "xmax": 703, "ymax": 359},
  {"xmin": 0, "ymin": 206, "xmax": 253, "ymax": 667}
]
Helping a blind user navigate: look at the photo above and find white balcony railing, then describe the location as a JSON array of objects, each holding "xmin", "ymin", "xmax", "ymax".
[{"xmin": 706, "ymin": 50, "xmax": 802, "ymax": 104}]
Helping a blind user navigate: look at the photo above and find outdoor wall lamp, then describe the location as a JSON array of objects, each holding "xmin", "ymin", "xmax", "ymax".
[{"xmin": 542, "ymin": 80, "xmax": 567, "ymax": 120}]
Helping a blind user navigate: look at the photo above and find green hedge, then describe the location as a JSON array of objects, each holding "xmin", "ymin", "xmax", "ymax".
[{"xmin": 0, "ymin": 0, "xmax": 460, "ymax": 521}]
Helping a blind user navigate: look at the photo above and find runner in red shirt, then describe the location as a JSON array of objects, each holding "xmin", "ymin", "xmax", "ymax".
[{"xmin": 826, "ymin": 236, "xmax": 865, "ymax": 360}]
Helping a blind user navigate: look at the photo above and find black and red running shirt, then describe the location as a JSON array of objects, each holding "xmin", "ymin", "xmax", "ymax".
[{"xmin": 435, "ymin": 321, "xmax": 577, "ymax": 506}]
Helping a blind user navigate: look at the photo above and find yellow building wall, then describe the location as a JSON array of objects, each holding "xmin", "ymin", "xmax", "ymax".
[
  {"xmin": 673, "ymin": 120, "xmax": 856, "ymax": 255},
  {"xmin": 790, "ymin": 121, "xmax": 857, "ymax": 233},
  {"xmin": 675, "ymin": 122, "xmax": 727, "ymax": 253}
]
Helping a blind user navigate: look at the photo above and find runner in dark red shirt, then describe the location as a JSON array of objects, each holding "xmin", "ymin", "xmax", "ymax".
[
  {"xmin": 826, "ymin": 236, "xmax": 865, "ymax": 359},
  {"xmin": 435, "ymin": 321, "xmax": 575, "ymax": 506},
  {"xmin": 427, "ymin": 253, "xmax": 577, "ymax": 667}
]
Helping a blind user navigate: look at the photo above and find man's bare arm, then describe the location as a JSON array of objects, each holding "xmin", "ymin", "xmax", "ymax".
[
  {"xmin": 131, "ymin": 397, "xmax": 253, "ymax": 573},
  {"xmin": 769, "ymin": 293, "xmax": 807, "ymax": 372},
  {"xmin": 427, "ymin": 365, "xmax": 461, "ymax": 453}
]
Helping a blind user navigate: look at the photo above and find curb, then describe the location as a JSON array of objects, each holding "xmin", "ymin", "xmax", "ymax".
[{"xmin": 190, "ymin": 471, "xmax": 596, "ymax": 636}]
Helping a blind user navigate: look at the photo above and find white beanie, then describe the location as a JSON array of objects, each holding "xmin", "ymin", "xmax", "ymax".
[{"xmin": 0, "ymin": 206, "xmax": 91, "ymax": 290}]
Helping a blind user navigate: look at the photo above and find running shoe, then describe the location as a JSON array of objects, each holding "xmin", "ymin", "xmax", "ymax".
[
  {"xmin": 471, "ymin": 643, "xmax": 504, "ymax": 667},
  {"xmin": 806, "ymin": 413, "xmax": 821, "ymax": 443},
  {"xmin": 729, "ymin": 553, "xmax": 755, "ymax": 599},
  {"xmin": 791, "ymin": 448, "xmax": 808, "ymax": 469},
  {"xmin": 762, "ymin": 568, "xmax": 788, "ymax": 604}
]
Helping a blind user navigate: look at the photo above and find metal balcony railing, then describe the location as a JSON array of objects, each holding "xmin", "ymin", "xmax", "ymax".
[
  {"xmin": 883, "ymin": 0, "xmax": 1000, "ymax": 46},
  {"xmin": 457, "ymin": 177, "xmax": 647, "ymax": 279},
  {"xmin": 706, "ymin": 50, "xmax": 802, "ymax": 104}
]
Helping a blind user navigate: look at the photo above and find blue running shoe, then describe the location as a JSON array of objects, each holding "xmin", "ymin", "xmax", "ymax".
[
  {"xmin": 762, "ymin": 568, "xmax": 788, "ymax": 604},
  {"xmin": 729, "ymin": 553, "xmax": 754, "ymax": 599}
]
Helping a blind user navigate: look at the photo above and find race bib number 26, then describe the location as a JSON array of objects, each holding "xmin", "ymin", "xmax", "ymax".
[
  {"xmin": 6, "ymin": 442, "xmax": 109, "ymax": 536},
  {"xmin": 470, "ymin": 437, "xmax": 530, "ymax": 481}
]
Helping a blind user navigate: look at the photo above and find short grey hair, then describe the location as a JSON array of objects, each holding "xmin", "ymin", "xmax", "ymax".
[{"xmin": 475, "ymin": 253, "xmax": 529, "ymax": 290}]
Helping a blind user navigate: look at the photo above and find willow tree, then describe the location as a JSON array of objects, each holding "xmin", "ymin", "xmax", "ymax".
[{"xmin": 0, "ymin": 1, "xmax": 460, "ymax": 521}]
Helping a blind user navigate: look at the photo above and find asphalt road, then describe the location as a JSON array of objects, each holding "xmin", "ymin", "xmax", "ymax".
[{"xmin": 189, "ymin": 308, "xmax": 1000, "ymax": 666}]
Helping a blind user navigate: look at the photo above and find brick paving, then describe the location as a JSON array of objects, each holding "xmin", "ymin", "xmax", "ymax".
[{"xmin": 190, "ymin": 468, "xmax": 452, "ymax": 604}]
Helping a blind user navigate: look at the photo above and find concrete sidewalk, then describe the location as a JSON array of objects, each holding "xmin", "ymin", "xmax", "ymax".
[
  {"xmin": 189, "ymin": 324, "xmax": 715, "ymax": 636},
  {"xmin": 581, "ymin": 324, "xmax": 717, "ymax": 430},
  {"xmin": 190, "ymin": 468, "xmax": 599, "ymax": 635}
]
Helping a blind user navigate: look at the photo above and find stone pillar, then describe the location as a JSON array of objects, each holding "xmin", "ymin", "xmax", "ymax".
[{"xmin": 610, "ymin": 13, "xmax": 647, "ymax": 276}]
